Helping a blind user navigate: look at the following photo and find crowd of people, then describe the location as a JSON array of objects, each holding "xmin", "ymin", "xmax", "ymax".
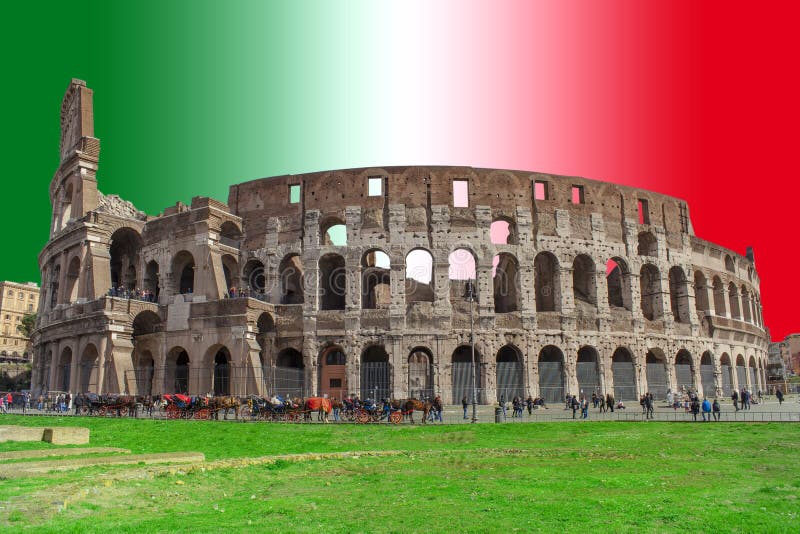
[{"xmin": 107, "ymin": 286, "xmax": 157, "ymax": 302}]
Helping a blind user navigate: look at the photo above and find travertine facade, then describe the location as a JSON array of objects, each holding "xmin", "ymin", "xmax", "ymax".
[{"xmin": 31, "ymin": 80, "xmax": 770, "ymax": 402}]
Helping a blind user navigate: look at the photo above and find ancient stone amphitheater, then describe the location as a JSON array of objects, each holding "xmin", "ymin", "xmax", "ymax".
[{"xmin": 31, "ymin": 80, "xmax": 769, "ymax": 404}]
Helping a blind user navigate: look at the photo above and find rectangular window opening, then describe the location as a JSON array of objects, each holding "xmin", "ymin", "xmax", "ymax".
[
  {"xmin": 638, "ymin": 199, "xmax": 650, "ymax": 224},
  {"xmin": 571, "ymin": 185, "xmax": 585, "ymax": 205},
  {"xmin": 453, "ymin": 179, "xmax": 469, "ymax": 207},
  {"xmin": 368, "ymin": 176, "xmax": 383, "ymax": 197},
  {"xmin": 534, "ymin": 181, "xmax": 548, "ymax": 200},
  {"xmin": 329, "ymin": 378, "xmax": 342, "ymax": 388},
  {"xmin": 288, "ymin": 184, "xmax": 301, "ymax": 204}
]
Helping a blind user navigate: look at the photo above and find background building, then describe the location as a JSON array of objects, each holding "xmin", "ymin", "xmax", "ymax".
[{"xmin": 0, "ymin": 281, "xmax": 39, "ymax": 361}]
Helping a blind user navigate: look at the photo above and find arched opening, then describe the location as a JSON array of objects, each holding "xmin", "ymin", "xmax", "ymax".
[
  {"xmin": 538, "ymin": 346, "xmax": 564, "ymax": 403},
  {"xmin": 700, "ymin": 351, "xmax": 715, "ymax": 397},
  {"xmin": 668, "ymin": 266, "xmax": 690, "ymax": 323},
  {"xmin": 279, "ymin": 254, "xmax": 304, "ymax": 304},
  {"xmin": 318, "ymin": 346, "xmax": 346, "ymax": 400},
  {"xmin": 724, "ymin": 255, "xmax": 735, "ymax": 272},
  {"xmin": 319, "ymin": 253, "xmax": 346, "ymax": 310},
  {"xmin": 172, "ymin": 251, "xmax": 195, "ymax": 295},
  {"xmin": 219, "ymin": 221, "xmax": 242, "ymax": 248},
  {"xmin": 496, "ymin": 345, "xmax": 524, "ymax": 401},
  {"xmin": 645, "ymin": 349, "xmax": 668, "ymax": 399},
  {"xmin": 49, "ymin": 265, "xmax": 60, "ymax": 308},
  {"xmin": 362, "ymin": 250, "xmax": 391, "ymax": 309},
  {"xmin": 65, "ymin": 256, "xmax": 81, "ymax": 304},
  {"xmin": 728, "ymin": 283, "xmax": 741, "ymax": 320},
  {"xmin": 60, "ymin": 182, "xmax": 74, "ymax": 230},
  {"xmin": 748, "ymin": 356, "xmax": 757, "ymax": 390},
  {"xmin": 735, "ymin": 354, "xmax": 746, "ymax": 391},
  {"xmin": 361, "ymin": 346, "xmax": 391, "ymax": 400},
  {"xmin": 132, "ymin": 310, "xmax": 161, "ymax": 337},
  {"xmin": 640, "ymin": 264, "xmax": 663, "ymax": 321},
  {"xmin": 321, "ymin": 218, "xmax": 347, "ymax": 246},
  {"xmin": 694, "ymin": 271, "xmax": 709, "ymax": 315},
  {"xmin": 144, "ymin": 261, "xmax": 160, "ymax": 301},
  {"xmin": 134, "ymin": 350, "xmax": 155, "ymax": 397},
  {"xmin": 637, "ymin": 231, "xmax": 658, "ymax": 256},
  {"xmin": 494, "ymin": 253, "xmax": 519, "ymax": 313},
  {"xmin": 572, "ymin": 254, "xmax": 597, "ymax": 307},
  {"xmin": 406, "ymin": 249, "xmax": 434, "ymax": 303},
  {"xmin": 212, "ymin": 347, "xmax": 231, "ymax": 396},
  {"xmin": 577, "ymin": 346, "xmax": 600, "ymax": 397},
  {"xmin": 741, "ymin": 287, "xmax": 752, "ymax": 323},
  {"xmin": 612, "ymin": 347, "xmax": 637, "ymax": 400},
  {"xmin": 452, "ymin": 345, "xmax": 483, "ymax": 404},
  {"xmin": 712, "ymin": 276, "xmax": 726, "ymax": 316},
  {"xmin": 166, "ymin": 347, "xmax": 190, "ymax": 394},
  {"xmin": 256, "ymin": 313, "xmax": 275, "ymax": 384},
  {"xmin": 78, "ymin": 344, "xmax": 99, "ymax": 393},
  {"xmin": 408, "ymin": 348, "xmax": 433, "ymax": 399},
  {"xmin": 243, "ymin": 259, "xmax": 266, "ymax": 296},
  {"xmin": 606, "ymin": 258, "xmax": 631, "ymax": 310},
  {"xmin": 490, "ymin": 218, "xmax": 516, "ymax": 245},
  {"xmin": 221, "ymin": 254, "xmax": 240, "ymax": 296},
  {"xmin": 274, "ymin": 348, "xmax": 304, "ymax": 397},
  {"xmin": 534, "ymin": 252, "xmax": 560, "ymax": 312},
  {"xmin": 109, "ymin": 228, "xmax": 143, "ymax": 291},
  {"xmin": 720, "ymin": 353, "xmax": 733, "ymax": 395},
  {"xmin": 57, "ymin": 347, "xmax": 72, "ymax": 392},
  {"xmin": 675, "ymin": 350, "xmax": 694, "ymax": 393}
]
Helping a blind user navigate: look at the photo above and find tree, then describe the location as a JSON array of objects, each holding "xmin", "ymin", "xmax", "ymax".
[{"xmin": 16, "ymin": 314, "xmax": 36, "ymax": 338}]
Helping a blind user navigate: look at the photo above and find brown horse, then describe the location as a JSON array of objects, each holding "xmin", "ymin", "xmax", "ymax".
[
  {"xmin": 210, "ymin": 396, "xmax": 241, "ymax": 420},
  {"xmin": 305, "ymin": 397, "xmax": 332, "ymax": 423},
  {"xmin": 402, "ymin": 398, "xmax": 432, "ymax": 424}
]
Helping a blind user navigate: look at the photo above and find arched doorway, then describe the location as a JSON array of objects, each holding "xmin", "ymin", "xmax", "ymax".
[
  {"xmin": 408, "ymin": 348, "xmax": 433, "ymax": 399},
  {"xmin": 496, "ymin": 345, "xmax": 524, "ymax": 402},
  {"xmin": 720, "ymin": 353, "xmax": 733, "ymax": 395},
  {"xmin": 675, "ymin": 350, "xmax": 694, "ymax": 393},
  {"xmin": 212, "ymin": 347, "xmax": 231, "ymax": 396},
  {"xmin": 57, "ymin": 347, "xmax": 72, "ymax": 392},
  {"xmin": 274, "ymin": 348, "xmax": 304, "ymax": 397},
  {"xmin": 735, "ymin": 354, "xmax": 746, "ymax": 391},
  {"xmin": 700, "ymin": 351, "xmax": 715, "ymax": 397},
  {"xmin": 646, "ymin": 349, "xmax": 668, "ymax": 400},
  {"xmin": 537, "ymin": 346, "xmax": 564, "ymax": 403},
  {"xmin": 318, "ymin": 346, "xmax": 346, "ymax": 400},
  {"xmin": 166, "ymin": 348, "xmax": 190, "ymax": 394},
  {"xmin": 135, "ymin": 351, "xmax": 155, "ymax": 397},
  {"xmin": 452, "ymin": 345, "xmax": 483, "ymax": 404},
  {"xmin": 748, "ymin": 356, "xmax": 757, "ymax": 391},
  {"xmin": 612, "ymin": 347, "xmax": 637, "ymax": 401},
  {"xmin": 361, "ymin": 346, "xmax": 390, "ymax": 401},
  {"xmin": 78, "ymin": 344, "xmax": 100, "ymax": 393},
  {"xmin": 576, "ymin": 346, "xmax": 600, "ymax": 397}
]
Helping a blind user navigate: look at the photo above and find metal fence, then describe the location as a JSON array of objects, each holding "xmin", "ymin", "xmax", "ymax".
[
  {"xmin": 612, "ymin": 360, "xmax": 637, "ymax": 401},
  {"xmin": 736, "ymin": 366, "xmax": 746, "ymax": 391},
  {"xmin": 538, "ymin": 361, "xmax": 564, "ymax": 403},
  {"xmin": 721, "ymin": 365, "xmax": 732, "ymax": 395},
  {"xmin": 361, "ymin": 362, "xmax": 391, "ymax": 401},
  {"xmin": 675, "ymin": 363, "xmax": 693, "ymax": 392},
  {"xmin": 646, "ymin": 363, "xmax": 668, "ymax": 400},
  {"xmin": 700, "ymin": 364, "xmax": 715, "ymax": 396},
  {"xmin": 576, "ymin": 361, "xmax": 600, "ymax": 398},
  {"xmin": 496, "ymin": 361, "xmax": 525, "ymax": 402},
  {"xmin": 452, "ymin": 362, "xmax": 484, "ymax": 404}
]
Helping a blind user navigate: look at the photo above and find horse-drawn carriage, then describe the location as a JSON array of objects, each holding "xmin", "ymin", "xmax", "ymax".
[
  {"xmin": 77, "ymin": 393, "xmax": 138, "ymax": 417},
  {"xmin": 162, "ymin": 394, "xmax": 212, "ymax": 420},
  {"xmin": 241, "ymin": 395, "xmax": 310, "ymax": 422}
]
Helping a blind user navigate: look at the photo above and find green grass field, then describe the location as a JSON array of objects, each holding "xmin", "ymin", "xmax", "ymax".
[{"xmin": 1, "ymin": 416, "xmax": 798, "ymax": 532}]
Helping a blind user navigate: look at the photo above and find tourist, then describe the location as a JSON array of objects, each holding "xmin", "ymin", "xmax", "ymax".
[
  {"xmin": 712, "ymin": 398, "xmax": 721, "ymax": 421},
  {"xmin": 433, "ymin": 395, "xmax": 443, "ymax": 422},
  {"xmin": 37, "ymin": 394, "xmax": 43, "ymax": 411},
  {"xmin": 571, "ymin": 395, "xmax": 580, "ymax": 419},
  {"xmin": 591, "ymin": 391, "xmax": 598, "ymax": 408},
  {"xmin": 701, "ymin": 397, "xmax": 711, "ymax": 422},
  {"xmin": 580, "ymin": 396, "xmax": 589, "ymax": 419},
  {"xmin": 690, "ymin": 397, "xmax": 700, "ymax": 421},
  {"xmin": 598, "ymin": 395, "xmax": 606, "ymax": 413},
  {"xmin": 776, "ymin": 389, "xmax": 784, "ymax": 405},
  {"xmin": 606, "ymin": 393, "xmax": 615, "ymax": 413},
  {"xmin": 462, "ymin": 395, "xmax": 468, "ymax": 419},
  {"xmin": 732, "ymin": 389, "xmax": 739, "ymax": 411},
  {"xmin": 499, "ymin": 395, "xmax": 507, "ymax": 420},
  {"xmin": 331, "ymin": 397, "xmax": 340, "ymax": 422},
  {"xmin": 645, "ymin": 392, "xmax": 654, "ymax": 420},
  {"xmin": 526, "ymin": 395, "xmax": 534, "ymax": 415}
]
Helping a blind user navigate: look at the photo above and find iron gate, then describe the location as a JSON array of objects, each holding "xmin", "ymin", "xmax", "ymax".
[
  {"xmin": 273, "ymin": 366, "xmax": 306, "ymax": 398},
  {"xmin": 577, "ymin": 361, "xmax": 600, "ymax": 397},
  {"xmin": 408, "ymin": 361, "xmax": 432, "ymax": 400},
  {"xmin": 700, "ymin": 364, "xmax": 716, "ymax": 397},
  {"xmin": 646, "ymin": 362, "xmax": 668, "ymax": 400},
  {"xmin": 361, "ymin": 361, "xmax": 391, "ymax": 401},
  {"xmin": 537, "ymin": 361, "xmax": 564, "ymax": 404},
  {"xmin": 452, "ymin": 362, "xmax": 483, "ymax": 404},
  {"xmin": 496, "ymin": 361, "xmax": 525, "ymax": 401},
  {"xmin": 736, "ymin": 366, "xmax": 746, "ymax": 391},
  {"xmin": 748, "ymin": 368, "xmax": 756, "ymax": 391},
  {"xmin": 675, "ymin": 364, "xmax": 694, "ymax": 392},
  {"xmin": 612, "ymin": 360, "xmax": 637, "ymax": 400},
  {"xmin": 721, "ymin": 365, "xmax": 732, "ymax": 395}
]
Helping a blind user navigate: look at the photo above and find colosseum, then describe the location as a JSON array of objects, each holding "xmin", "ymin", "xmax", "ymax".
[{"xmin": 31, "ymin": 79, "xmax": 770, "ymax": 404}]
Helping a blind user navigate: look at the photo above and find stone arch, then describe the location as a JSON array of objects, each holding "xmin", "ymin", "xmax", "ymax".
[
  {"xmin": 572, "ymin": 254, "xmax": 597, "ymax": 307},
  {"xmin": 720, "ymin": 353, "xmax": 733, "ymax": 395},
  {"xmin": 49, "ymin": 264, "xmax": 60, "ymax": 308},
  {"xmin": 640, "ymin": 264, "xmax": 663, "ymax": 320},
  {"xmin": 712, "ymin": 276, "xmax": 726, "ymax": 316},
  {"xmin": 362, "ymin": 249, "xmax": 391, "ymax": 309},
  {"xmin": 319, "ymin": 253, "xmax": 346, "ymax": 310},
  {"xmin": 78, "ymin": 343, "xmax": 100, "ymax": 393},
  {"xmin": 537, "ymin": 345, "xmax": 565, "ymax": 403},
  {"xmin": 606, "ymin": 258, "xmax": 631, "ymax": 310},
  {"xmin": 740, "ymin": 286, "xmax": 752, "ymax": 323},
  {"xmin": 637, "ymin": 231, "xmax": 658, "ymax": 257},
  {"xmin": 171, "ymin": 251, "xmax": 195, "ymax": 295},
  {"xmin": 321, "ymin": 216, "xmax": 347, "ymax": 246},
  {"xmin": 56, "ymin": 346, "xmax": 72, "ymax": 392},
  {"xmin": 274, "ymin": 347, "xmax": 304, "ymax": 397},
  {"xmin": 243, "ymin": 259, "xmax": 266, "ymax": 296},
  {"xmin": 219, "ymin": 221, "xmax": 242, "ymax": 246},
  {"xmin": 205, "ymin": 345, "xmax": 232, "ymax": 396},
  {"xmin": 645, "ymin": 348, "xmax": 668, "ymax": 400},
  {"xmin": 59, "ymin": 181, "xmax": 74, "ymax": 230},
  {"xmin": 361, "ymin": 345, "xmax": 390, "ymax": 400},
  {"xmin": 675, "ymin": 349, "xmax": 694, "ymax": 393},
  {"xmin": 724, "ymin": 254, "xmax": 735, "ymax": 272},
  {"xmin": 735, "ymin": 354, "xmax": 747, "ymax": 390},
  {"xmin": 134, "ymin": 349, "xmax": 155, "ymax": 397},
  {"xmin": 534, "ymin": 252, "xmax": 560, "ymax": 312},
  {"xmin": 166, "ymin": 347, "xmax": 190, "ymax": 394},
  {"xmin": 493, "ymin": 253, "xmax": 519, "ymax": 313},
  {"xmin": 406, "ymin": 248, "xmax": 434, "ymax": 303},
  {"xmin": 279, "ymin": 254, "xmax": 304, "ymax": 304},
  {"xmin": 668, "ymin": 266, "xmax": 690, "ymax": 323},
  {"xmin": 748, "ymin": 355, "xmax": 758, "ymax": 390},
  {"xmin": 132, "ymin": 310, "xmax": 161, "ymax": 337},
  {"xmin": 490, "ymin": 217, "xmax": 516, "ymax": 245},
  {"xmin": 496, "ymin": 345, "xmax": 524, "ymax": 402},
  {"xmin": 65, "ymin": 255, "xmax": 81, "ymax": 304},
  {"xmin": 318, "ymin": 346, "xmax": 347, "ymax": 399},
  {"xmin": 408, "ymin": 347, "xmax": 433, "ymax": 399},
  {"xmin": 109, "ymin": 228, "xmax": 143, "ymax": 291},
  {"xmin": 611, "ymin": 347, "xmax": 637, "ymax": 400},
  {"xmin": 728, "ymin": 283, "xmax": 741, "ymax": 320},
  {"xmin": 452, "ymin": 345, "xmax": 483, "ymax": 404},
  {"xmin": 694, "ymin": 271, "xmax": 709, "ymax": 315},
  {"xmin": 221, "ymin": 254, "xmax": 240, "ymax": 295},
  {"xmin": 576, "ymin": 346, "xmax": 600, "ymax": 397},
  {"xmin": 700, "ymin": 351, "xmax": 715, "ymax": 397},
  {"xmin": 144, "ymin": 260, "xmax": 160, "ymax": 300}
]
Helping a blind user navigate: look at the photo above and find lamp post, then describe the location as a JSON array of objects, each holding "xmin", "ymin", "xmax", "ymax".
[{"xmin": 465, "ymin": 280, "xmax": 478, "ymax": 423}]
